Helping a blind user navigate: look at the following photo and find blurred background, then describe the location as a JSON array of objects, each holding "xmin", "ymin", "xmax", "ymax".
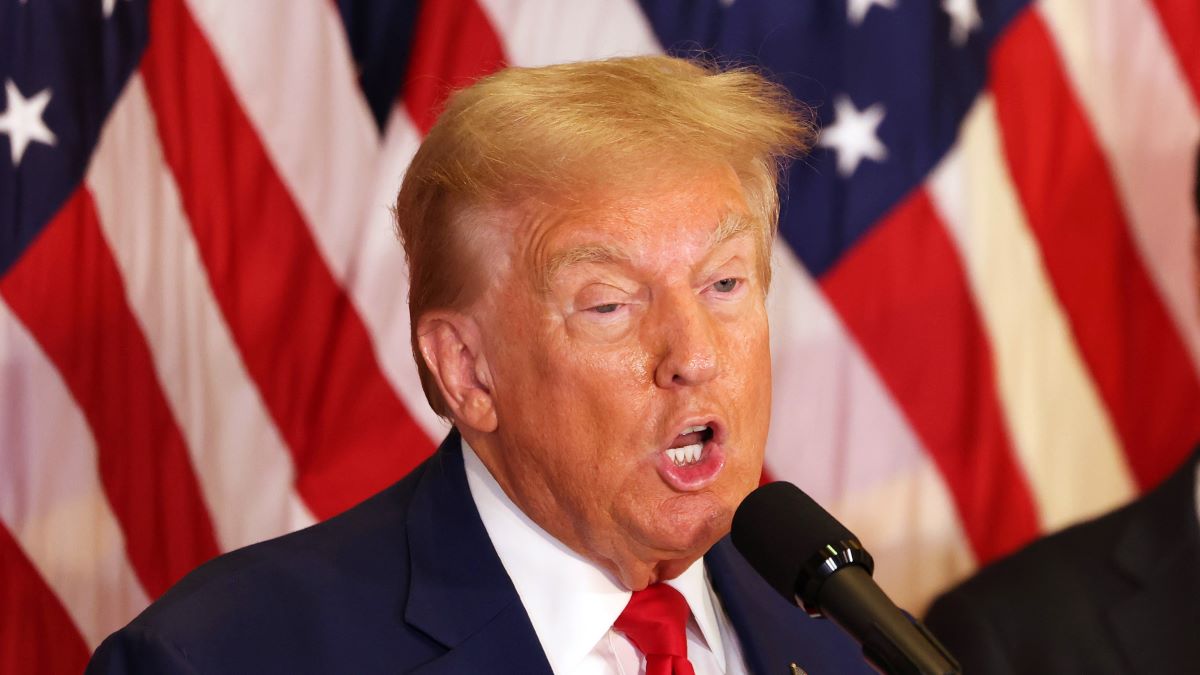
[{"xmin": 2, "ymin": 0, "xmax": 1198, "ymax": 672}]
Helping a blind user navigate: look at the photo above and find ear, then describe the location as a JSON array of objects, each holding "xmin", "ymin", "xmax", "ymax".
[{"xmin": 416, "ymin": 312, "xmax": 498, "ymax": 433}]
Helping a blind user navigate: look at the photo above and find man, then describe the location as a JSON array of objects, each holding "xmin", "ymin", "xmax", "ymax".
[
  {"xmin": 923, "ymin": 148, "xmax": 1200, "ymax": 673},
  {"xmin": 87, "ymin": 57, "xmax": 872, "ymax": 674}
]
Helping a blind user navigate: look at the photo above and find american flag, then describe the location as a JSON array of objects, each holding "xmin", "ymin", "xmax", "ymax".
[{"xmin": 2, "ymin": 0, "xmax": 1198, "ymax": 671}]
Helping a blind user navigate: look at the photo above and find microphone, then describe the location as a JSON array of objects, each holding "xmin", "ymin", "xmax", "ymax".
[{"xmin": 731, "ymin": 482, "xmax": 960, "ymax": 675}]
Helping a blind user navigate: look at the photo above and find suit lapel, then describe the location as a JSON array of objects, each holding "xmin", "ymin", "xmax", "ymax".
[
  {"xmin": 1106, "ymin": 449, "xmax": 1200, "ymax": 672},
  {"xmin": 705, "ymin": 538, "xmax": 873, "ymax": 675},
  {"xmin": 400, "ymin": 432, "xmax": 874, "ymax": 674},
  {"xmin": 403, "ymin": 429, "xmax": 553, "ymax": 675},
  {"xmin": 408, "ymin": 601, "xmax": 551, "ymax": 675}
]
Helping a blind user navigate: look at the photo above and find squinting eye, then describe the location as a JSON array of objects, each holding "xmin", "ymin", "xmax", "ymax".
[
  {"xmin": 592, "ymin": 303, "xmax": 620, "ymax": 314},
  {"xmin": 713, "ymin": 278, "xmax": 738, "ymax": 293}
]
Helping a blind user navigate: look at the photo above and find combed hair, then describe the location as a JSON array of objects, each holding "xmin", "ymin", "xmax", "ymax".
[{"xmin": 394, "ymin": 55, "xmax": 814, "ymax": 417}]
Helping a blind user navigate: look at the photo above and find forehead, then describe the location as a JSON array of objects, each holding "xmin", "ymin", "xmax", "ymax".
[{"xmin": 521, "ymin": 171, "xmax": 755, "ymax": 281}]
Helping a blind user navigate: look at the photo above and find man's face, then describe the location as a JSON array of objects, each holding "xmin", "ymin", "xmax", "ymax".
[{"xmin": 468, "ymin": 169, "xmax": 772, "ymax": 589}]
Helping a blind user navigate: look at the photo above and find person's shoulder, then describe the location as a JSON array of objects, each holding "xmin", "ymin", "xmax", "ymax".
[
  {"xmin": 934, "ymin": 496, "xmax": 1132, "ymax": 614},
  {"xmin": 922, "ymin": 494, "xmax": 1157, "ymax": 674},
  {"xmin": 937, "ymin": 448, "xmax": 1197, "ymax": 613},
  {"xmin": 90, "ymin": 462, "xmax": 434, "ymax": 672},
  {"xmin": 157, "ymin": 463, "xmax": 425, "ymax": 622}
]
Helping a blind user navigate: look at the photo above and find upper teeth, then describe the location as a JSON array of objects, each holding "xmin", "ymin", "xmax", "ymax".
[
  {"xmin": 667, "ymin": 443, "xmax": 703, "ymax": 466},
  {"xmin": 681, "ymin": 425, "xmax": 708, "ymax": 434}
]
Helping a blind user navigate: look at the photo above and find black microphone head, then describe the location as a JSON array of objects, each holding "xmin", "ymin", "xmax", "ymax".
[{"xmin": 732, "ymin": 481, "xmax": 871, "ymax": 612}]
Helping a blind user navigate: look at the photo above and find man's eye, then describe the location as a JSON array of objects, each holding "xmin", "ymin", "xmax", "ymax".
[
  {"xmin": 591, "ymin": 303, "xmax": 620, "ymax": 314},
  {"xmin": 713, "ymin": 278, "xmax": 738, "ymax": 293}
]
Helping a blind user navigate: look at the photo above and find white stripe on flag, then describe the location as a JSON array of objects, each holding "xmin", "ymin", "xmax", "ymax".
[
  {"xmin": 1038, "ymin": 0, "xmax": 1200, "ymax": 374},
  {"xmin": 184, "ymin": 0, "xmax": 381, "ymax": 283},
  {"xmin": 928, "ymin": 95, "xmax": 1136, "ymax": 531},
  {"xmin": 827, "ymin": 460, "xmax": 976, "ymax": 615},
  {"xmin": 477, "ymin": 0, "xmax": 662, "ymax": 66},
  {"xmin": 765, "ymin": 243, "xmax": 975, "ymax": 611},
  {"xmin": 86, "ymin": 76, "xmax": 316, "ymax": 551},
  {"xmin": 0, "ymin": 298, "xmax": 149, "ymax": 649},
  {"xmin": 354, "ymin": 106, "xmax": 452, "ymax": 442},
  {"xmin": 187, "ymin": 0, "xmax": 450, "ymax": 440}
]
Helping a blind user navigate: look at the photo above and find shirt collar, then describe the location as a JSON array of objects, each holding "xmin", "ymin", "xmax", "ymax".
[
  {"xmin": 665, "ymin": 558, "xmax": 730, "ymax": 669},
  {"xmin": 461, "ymin": 438, "xmax": 728, "ymax": 673}
]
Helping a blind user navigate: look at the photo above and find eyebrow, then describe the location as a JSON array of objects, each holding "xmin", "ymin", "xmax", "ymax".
[
  {"xmin": 709, "ymin": 212, "xmax": 753, "ymax": 248},
  {"xmin": 544, "ymin": 243, "xmax": 628, "ymax": 282},
  {"xmin": 540, "ymin": 212, "xmax": 754, "ymax": 290}
]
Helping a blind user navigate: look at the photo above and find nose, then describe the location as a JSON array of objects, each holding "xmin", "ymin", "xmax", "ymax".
[{"xmin": 652, "ymin": 292, "xmax": 719, "ymax": 389}]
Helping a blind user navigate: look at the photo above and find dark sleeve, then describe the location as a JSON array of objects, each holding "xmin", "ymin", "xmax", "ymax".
[
  {"xmin": 86, "ymin": 627, "xmax": 200, "ymax": 675},
  {"xmin": 924, "ymin": 590, "xmax": 1016, "ymax": 675}
]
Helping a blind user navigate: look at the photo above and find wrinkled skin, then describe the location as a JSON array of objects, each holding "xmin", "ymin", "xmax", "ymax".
[{"xmin": 418, "ymin": 168, "xmax": 772, "ymax": 590}]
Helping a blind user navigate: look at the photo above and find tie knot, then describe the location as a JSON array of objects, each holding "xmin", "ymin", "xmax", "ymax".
[{"xmin": 614, "ymin": 584, "xmax": 692, "ymax": 662}]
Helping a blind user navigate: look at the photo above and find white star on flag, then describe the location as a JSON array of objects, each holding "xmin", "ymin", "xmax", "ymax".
[
  {"xmin": 942, "ymin": 0, "xmax": 981, "ymax": 46},
  {"xmin": 0, "ymin": 79, "xmax": 57, "ymax": 167},
  {"xmin": 819, "ymin": 95, "xmax": 888, "ymax": 177},
  {"xmin": 847, "ymin": 0, "xmax": 897, "ymax": 26}
]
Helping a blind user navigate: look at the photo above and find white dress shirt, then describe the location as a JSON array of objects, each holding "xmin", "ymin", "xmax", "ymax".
[{"xmin": 462, "ymin": 440, "xmax": 750, "ymax": 675}]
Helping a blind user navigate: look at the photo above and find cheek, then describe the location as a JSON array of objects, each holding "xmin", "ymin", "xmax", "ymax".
[
  {"xmin": 550, "ymin": 326, "xmax": 656, "ymax": 401},
  {"xmin": 500, "ymin": 329, "xmax": 653, "ymax": 453},
  {"xmin": 724, "ymin": 310, "xmax": 773, "ymax": 446},
  {"xmin": 726, "ymin": 307, "xmax": 772, "ymax": 381}
]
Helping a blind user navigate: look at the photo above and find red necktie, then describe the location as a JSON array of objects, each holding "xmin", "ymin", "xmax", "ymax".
[{"xmin": 614, "ymin": 584, "xmax": 697, "ymax": 675}]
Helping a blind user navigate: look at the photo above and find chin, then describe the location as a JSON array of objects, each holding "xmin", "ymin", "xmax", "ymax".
[{"xmin": 645, "ymin": 495, "xmax": 733, "ymax": 556}]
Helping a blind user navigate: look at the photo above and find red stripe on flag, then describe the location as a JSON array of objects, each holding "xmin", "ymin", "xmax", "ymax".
[
  {"xmin": 139, "ymin": 0, "xmax": 433, "ymax": 518},
  {"xmin": 402, "ymin": 0, "xmax": 507, "ymax": 134},
  {"xmin": 0, "ymin": 188, "xmax": 220, "ymax": 596},
  {"xmin": 822, "ymin": 189, "xmax": 1041, "ymax": 563},
  {"xmin": 991, "ymin": 11, "xmax": 1200, "ymax": 489},
  {"xmin": 0, "ymin": 523, "xmax": 90, "ymax": 675},
  {"xmin": 1148, "ymin": 0, "xmax": 1200, "ymax": 105}
]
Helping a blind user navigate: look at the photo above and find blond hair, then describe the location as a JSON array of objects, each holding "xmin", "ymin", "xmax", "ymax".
[{"xmin": 394, "ymin": 55, "xmax": 813, "ymax": 417}]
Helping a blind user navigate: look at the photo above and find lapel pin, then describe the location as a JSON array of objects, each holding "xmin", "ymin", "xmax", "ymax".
[{"xmin": 790, "ymin": 663, "xmax": 807, "ymax": 675}]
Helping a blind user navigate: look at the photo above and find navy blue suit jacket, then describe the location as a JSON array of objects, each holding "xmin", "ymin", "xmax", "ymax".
[{"xmin": 87, "ymin": 431, "xmax": 871, "ymax": 674}]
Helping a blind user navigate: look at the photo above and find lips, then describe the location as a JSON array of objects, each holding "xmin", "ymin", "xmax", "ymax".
[{"xmin": 657, "ymin": 418, "xmax": 726, "ymax": 491}]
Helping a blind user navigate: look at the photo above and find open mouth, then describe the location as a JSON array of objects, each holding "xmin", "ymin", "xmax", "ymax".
[
  {"xmin": 665, "ymin": 424, "xmax": 715, "ymax": 466},
  {"xmin": 656, "ymin": 420, "xmax": 726, "ymax": 492}
]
